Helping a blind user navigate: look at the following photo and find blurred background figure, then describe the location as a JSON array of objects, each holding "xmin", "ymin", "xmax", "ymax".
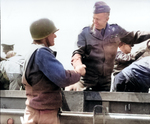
[
  {"xmin": 2, "ymin": 43, "xmax": 14, "ymax": 54},
  {"xmin": 110, "ymin": 39, "xmax": 148, "ymax": 92},
  {"xmin": 0, "ymin": 50, "xmax": 25, "ymax": 90},
  {"xmin": 111, "ymin": 40, "xmax": 150, "ymax": 92},
  {"xmin": 5, "ymin": 51, "xmax": 16, "ymax": 58},
  {"xmin": 112, "ymin": 40, "xmax": 147, "ymax": 76}
]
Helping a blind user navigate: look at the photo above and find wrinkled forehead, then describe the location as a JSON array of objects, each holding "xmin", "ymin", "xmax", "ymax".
[{"xmin": 93, "ymin": 13, "xmax": 109, "ymax": 18}]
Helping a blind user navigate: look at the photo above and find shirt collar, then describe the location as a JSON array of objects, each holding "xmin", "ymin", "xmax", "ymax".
[{"xmin": 90, "ymin": 23, "xmax": 111, "ymax": 40}]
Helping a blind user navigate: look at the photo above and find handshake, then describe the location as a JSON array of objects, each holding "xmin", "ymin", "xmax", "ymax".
[
  {"xmin": 65, "ymin": 64, "xmax": 86, "ymax": 91},
  {"xmin": 74, "ymin": 64, "xmax": 86, "ymax": 76}
]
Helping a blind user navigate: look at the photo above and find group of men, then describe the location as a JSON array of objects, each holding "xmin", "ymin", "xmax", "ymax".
[{"xmin": 1, "ymin": 1, "xmax": 150, "ymax": 124}]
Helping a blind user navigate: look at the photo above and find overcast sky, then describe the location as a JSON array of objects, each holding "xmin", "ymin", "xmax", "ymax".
[{"xmin": 1, "ymin": 0, "xmax": 150, "ymax": 69}]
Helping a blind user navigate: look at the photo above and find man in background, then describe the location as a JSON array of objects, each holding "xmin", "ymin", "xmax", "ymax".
[
  {"xmin": 110, "ymin": 40, "xmax": 149, "ymax": 91},
  {"xmin": 112, "ymin": 40, "xmax": 150, "ymax": 92},
  {"xmin": 112, "ymin": 41, "xmax": 147, "ymax": 76},
  {"xmin": 0, "ymin": 51, "xmax": 25, "ymax": 90}
]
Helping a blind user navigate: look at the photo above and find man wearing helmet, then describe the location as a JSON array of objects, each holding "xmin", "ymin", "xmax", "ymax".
[{"xmin": 22, "ymin": 18, "xmax": 86, "ymax": 124}]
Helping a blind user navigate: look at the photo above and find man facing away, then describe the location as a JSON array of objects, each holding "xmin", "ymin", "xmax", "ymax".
[
  {"xmin": 110, "ymin": 40, "xmax": 148, "ymax": 92},
  {"xmin": 112, "ymin": 40, "xmax": 150, "ymax": 93},
  {"xmin": 22, "ymin": 18, "xmax": 86, "ymax": 124},
  {"xmin": 0, "ymin": 51, "xmax": 25, "ymax": 90},
  {"xmin": 112, "ymin": 41, "xmax": 147, "ymax": 76},
  {"xmin": 65, "ymin": 1, "xmax": 150, "ymax": 92}
]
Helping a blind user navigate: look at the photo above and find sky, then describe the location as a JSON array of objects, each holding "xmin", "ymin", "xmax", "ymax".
[{"xmin": 1, "ymin": 0, "xmax": 150, "ymax": 69}]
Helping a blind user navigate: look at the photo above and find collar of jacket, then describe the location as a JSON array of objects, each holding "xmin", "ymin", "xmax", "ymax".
[
  {"xmin": 90, "ymin": 23, "xmax": 111, "ymax": 40},
  {"xmin": 30, "ymin": 44, "xmax": 57, "ymax": 57}
]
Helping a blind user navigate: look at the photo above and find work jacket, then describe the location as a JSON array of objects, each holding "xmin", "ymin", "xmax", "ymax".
[{"xmin": 22, "ymin": 44, "xmax": 81, "ymax": 110}]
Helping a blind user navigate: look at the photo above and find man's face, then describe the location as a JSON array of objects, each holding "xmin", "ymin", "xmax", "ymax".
[
  {"xmin": 120, "ymin": 44, "xmax": 132, "ymax": 54},
  {"xmin": 47, "ymin": 33, "xmax": 57, "ymax": 46},
  {"xmin": 93, "ymin": 13, "xmax": 109, "ymax": 30}
]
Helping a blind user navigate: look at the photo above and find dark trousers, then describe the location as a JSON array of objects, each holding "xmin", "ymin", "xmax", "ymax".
[{"xmin": 84, "ymin": 76, "xmax": 111, "ymax": 91}]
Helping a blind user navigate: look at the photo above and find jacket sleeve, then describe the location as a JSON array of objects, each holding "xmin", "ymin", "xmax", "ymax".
[
  {"xmin": 116, "ymin": 46, "xmax": 146, "ymax": 64},
  {"xmin": 120, "ymin": 30, "xmax": 150, "ymax": 45},
  {"xmin": 72, "ymin": 30, "xmax": 87, "ymax": 57},
  {"xmin": 71, "ymin": 29, "xmax": 87, "ymax": 68},
  {"xmin": 35, "ymin": 48, "xmax": 81, "ymax": 88},
  {"xmin": 115, "ymin": 51, "xmax": 135, "ymax": 64},
  {"xmin": 135, "ymin": 31, "xmax": 150, "ymax": 44}
]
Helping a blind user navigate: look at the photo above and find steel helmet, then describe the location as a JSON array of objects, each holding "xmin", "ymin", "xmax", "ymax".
[{"xmin": 30, "ymin": 18, "xmax": 58, "ymax": 40}]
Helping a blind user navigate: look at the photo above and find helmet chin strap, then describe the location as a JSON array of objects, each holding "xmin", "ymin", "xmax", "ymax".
[{"xmin": 44, "ymin": 37, "xmax": 50, "ymax": 47}]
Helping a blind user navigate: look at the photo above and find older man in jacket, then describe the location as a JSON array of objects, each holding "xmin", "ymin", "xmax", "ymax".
[{"xmin": 65, "ymin": 1, "xmax": 150, "ymax": 91}]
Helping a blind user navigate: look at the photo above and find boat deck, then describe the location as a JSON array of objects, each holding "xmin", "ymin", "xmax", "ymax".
[{"xmin": 1, "ymin": 90, "xmax": 150, "ymax": 124}]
